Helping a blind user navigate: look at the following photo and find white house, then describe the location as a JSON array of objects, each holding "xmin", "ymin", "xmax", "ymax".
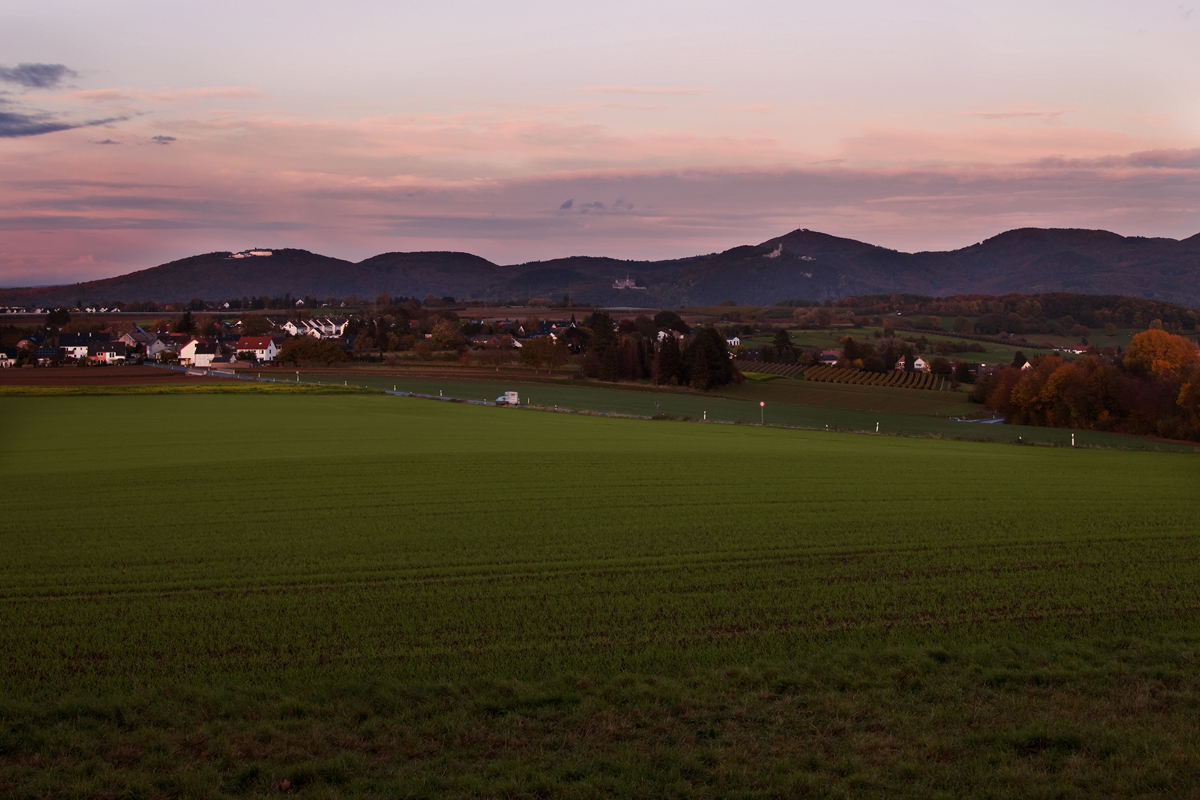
[
  {"xmin": 726, "ymin": 335, "xmax": 741, "ymax": 347},
  {"xmin": 192, "ymin": 343, "xmax": 220, "ymax": 367},
  {"xmin": 281, "ymin": 318, "xmax": 347, "ymax": 339},
  {"xmin": 0, "ymin": 348, "xmax": 16, "ymax": 368},
  {"xmin": 178, "ymin": 338, "xmax": 202, "ymax": 365},
  {"xmin": 59, "ymin": 332, "xmax": 110, "ymax": 361},
  {"xmin": 236, "ymin": 336, "xmax": 279, "ymax": 362},
  {"xmin": 88, "ymin": 342, "xmax": 126, "ymax": 364},
  {"xmin": 895, "ymin": 356, "xmax": 929, "ymax": 372},
  {"xmin": 146, "ymin": 337, "xmax": 175, "ymax": 360}
]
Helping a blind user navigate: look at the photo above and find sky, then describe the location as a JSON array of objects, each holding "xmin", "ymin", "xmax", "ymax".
[{"xmin": 1, "ymin": 0, "xmax": 1198, "ymax": 286}]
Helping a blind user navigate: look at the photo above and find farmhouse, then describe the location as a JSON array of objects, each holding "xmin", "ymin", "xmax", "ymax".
[
  {"xmin": 236, "ymin": 336, "xmax": 279, "ymax": 362},
  {"xmin": 0, "ymin": 347, "xmax": 17, "ymax": 368},
  {"xmin": 726, "ymin": 335, "xmax": 741, "ymax": 347}
]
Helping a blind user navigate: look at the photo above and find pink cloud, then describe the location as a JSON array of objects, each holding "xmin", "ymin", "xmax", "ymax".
[
  {"xmin": 1, "ymin": 105, "xmax": 1196, "ymax": 285},
  {"xmin": 68, "ymin": 86, "xmax": 263, "ymax": 104},
  {"xmin": 958, "ymin": 108, "xmax": 1077, "ymax": 125}
]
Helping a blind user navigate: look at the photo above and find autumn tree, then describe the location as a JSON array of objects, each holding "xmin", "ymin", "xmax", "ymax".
[
  {"xmin": 1124, "ymin": 329, "xmax": 1198, "ymax": 377},
  {"xmin": 429, "ymin": 319, "xmax": 464, "ymax": 351},
  {"xmin": 520, "ymin": 337, "xmax": 569, "ymax": 374}
]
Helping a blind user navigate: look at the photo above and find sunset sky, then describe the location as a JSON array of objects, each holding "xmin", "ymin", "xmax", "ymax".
[{"xmin": 1, "ymin": 0, "xmax": 1197, "ymax": 286}]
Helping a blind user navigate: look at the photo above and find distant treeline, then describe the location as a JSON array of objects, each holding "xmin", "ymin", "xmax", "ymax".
[
  {"xmin": 973, "ymin": 329, "xmax": 1200, "ymax": 441},
  {"xmin": 839, "ymin": 293, "xmax": 1199, "ymax": 332}
]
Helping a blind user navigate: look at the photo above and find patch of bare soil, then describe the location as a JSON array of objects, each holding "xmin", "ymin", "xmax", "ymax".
[{"xmin": 0, "ymin": 366, "xmax": 226, "ymax": 386}]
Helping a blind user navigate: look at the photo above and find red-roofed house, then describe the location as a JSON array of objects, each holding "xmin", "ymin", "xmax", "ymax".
[{"xmin": 236, "ymin": 336, "xmax": 279, "ymax": 362}]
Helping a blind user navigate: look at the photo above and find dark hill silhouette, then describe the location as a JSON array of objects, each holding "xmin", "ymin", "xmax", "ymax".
[
  {"xmin": 2, "ymin": 227, "xmax": 1197, "ymax": 307},
  {"xmin": 355, "ymin": 251, "xmax": 518, "ymax": 299},
  {"xmin": 663, "ymin": 227, "xmax": 1200, "ymax": 306}
]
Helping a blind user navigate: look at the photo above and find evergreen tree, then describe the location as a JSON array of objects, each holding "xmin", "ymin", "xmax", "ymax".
[
  {"xmin": 682, "ymin": 327, "xmax": 733, "ymax": 389},
  {"xmin": 772, "ymin": 328, "xmax": 795, "ymax": 362},
  {"xmin": 655, "ymin": 335, "xmax": 683, "ymax": 385},
  {"xmin": 174, "ymin": 310, "xmax": 195, "ymax": 334},
  {"xmin": 688, "ymin": 346, "xmax": 710, "ymax": 390}
]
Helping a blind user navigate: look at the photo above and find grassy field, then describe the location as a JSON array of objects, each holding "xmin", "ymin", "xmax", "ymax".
[
  {"xmin": 3, "ymin": 393, "xmax": 1200, "ymax": 796},
  {"xmin": 743, "ymin": 324, "xmax": 1189, "ymax": 366},
  {"xmin": 328, "ymin": 371, "xmax": 1192, "ymax": 450}
]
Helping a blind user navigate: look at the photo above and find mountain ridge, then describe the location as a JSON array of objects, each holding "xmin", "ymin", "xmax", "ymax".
[{"xmin": 2, "ymin": 227, "xmax": 1198, "ymax": 308}]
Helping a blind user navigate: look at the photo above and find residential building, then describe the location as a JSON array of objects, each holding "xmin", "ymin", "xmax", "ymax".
[
  {"xmin": 236, "ymin": 336, "xmax": 279, "ymax": 362},
  {"xmin": 59, "ymin": 332, "xmax": 110, "ymax": 360},
  {"xmin": 192, "ymin": 343, "xmax": 220, "ymax": 367},
  {"xmin": 88, "ymin": 342, "xmax": 127, "ymax": 364}
]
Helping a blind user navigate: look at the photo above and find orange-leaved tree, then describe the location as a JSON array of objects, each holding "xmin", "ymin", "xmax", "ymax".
[{"xmin": 1124, "ymin": 329, "xmax": 1198, "ymax": 377}]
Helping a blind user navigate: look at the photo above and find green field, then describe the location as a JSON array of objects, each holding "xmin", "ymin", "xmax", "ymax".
[
  {"xmin": 325, "ymin": 371, "xmax": 1192, "ymax": 450},
  {"xmin": 719, "ymin": 374, "xmax": 974, "ymax": 416},
  {"xmin": 3, "ymin": 394, "xmax": 1200, "ymax": 796}
]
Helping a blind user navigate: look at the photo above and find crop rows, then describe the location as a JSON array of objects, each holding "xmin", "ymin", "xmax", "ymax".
[
  {"xmin": 803, "ymin": 364, "xmax": 945, "ymax": 390},
  {"xmin": 733, "ymin": 359, "xmax": 807, "ymax": 377}
]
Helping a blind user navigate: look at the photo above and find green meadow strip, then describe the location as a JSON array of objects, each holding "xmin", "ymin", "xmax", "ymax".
[{"xmin": 0, "ymin": 383, "xmax": 380, "ymax": 397}]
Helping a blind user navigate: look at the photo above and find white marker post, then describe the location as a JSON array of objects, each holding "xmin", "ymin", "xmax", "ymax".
[
  {"xmin": 760, "ymin": 401, "xmax": 765, "ymax": 424},
  {"xmin": 876, "ymin": 422, "xmax": 879, "ymax": 434},
  {"xmin": 1072, "ymin": 433, "xmax": 1075, "ymax": 447}
]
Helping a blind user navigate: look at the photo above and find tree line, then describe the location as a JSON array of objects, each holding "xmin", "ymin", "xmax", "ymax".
[{"xmin": 973, "ymin": 329, "xmax": 1200, "ymax": 441}]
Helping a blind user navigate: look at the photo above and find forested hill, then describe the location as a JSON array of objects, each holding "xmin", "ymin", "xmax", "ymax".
[
  {"xmin": 2, "ymin": 227, "xmax": 1199, "ymax": 307},
  {"xmin": 659, "ymin": 228, "xmax": 1200, "ymax": 307}
]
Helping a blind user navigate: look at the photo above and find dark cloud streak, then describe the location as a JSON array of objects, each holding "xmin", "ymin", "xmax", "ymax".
[
  {"xmin": 0, "ymin": 63, "xmax": 78, "ymax": 89},
  {"xmin": 0, "ymin": 109, "xmax": 127, "ymax": 138}
]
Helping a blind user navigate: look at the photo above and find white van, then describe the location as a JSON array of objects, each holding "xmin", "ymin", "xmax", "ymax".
[{"xmin": 495, "ymin": 391, "xmax": 520, "ymax": 406}]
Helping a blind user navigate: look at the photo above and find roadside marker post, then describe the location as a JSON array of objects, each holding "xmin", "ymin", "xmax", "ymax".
[{"xmin": 760, "ymin": 401, "xmax": 765, "ymax": 424}]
